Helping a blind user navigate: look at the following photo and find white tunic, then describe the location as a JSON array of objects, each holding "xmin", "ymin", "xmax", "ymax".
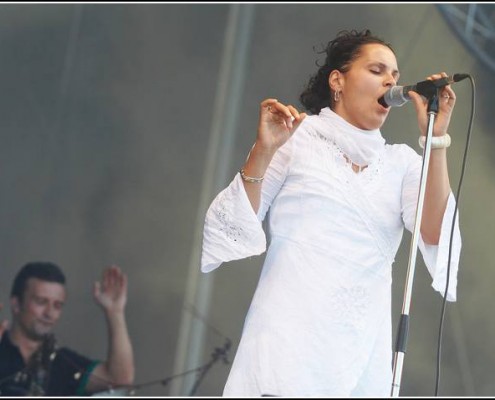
[{"xmin": 201, "ymin": 108, "xmax": 461, "ymax": 397}]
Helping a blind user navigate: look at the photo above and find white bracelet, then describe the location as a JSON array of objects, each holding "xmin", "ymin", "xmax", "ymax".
[
  {"xmin": 418, "ymin": 133, "xmax": 451, "ymax": 149},
  {"xmin": 240, "ymin": 168, "xmax": 264, "ymax": 183}
]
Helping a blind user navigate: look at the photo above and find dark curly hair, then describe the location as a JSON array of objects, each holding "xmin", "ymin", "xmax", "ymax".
[{"xmin": 299, "ymin": 29, "xmax": 395, "ymax": 115}]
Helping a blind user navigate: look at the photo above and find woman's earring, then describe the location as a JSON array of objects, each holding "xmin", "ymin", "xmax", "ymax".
[{"xmin": 334, "ymin": 90, "xmax": 340, "ymax": 102}]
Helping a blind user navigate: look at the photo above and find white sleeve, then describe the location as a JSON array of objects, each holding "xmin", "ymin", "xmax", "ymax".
[
  {"xmin": 201, "ymin": 137, "xmax": 293, "ymax": 273},
  {"xmin": 401, "ymin": 150, "xmax": 462, "ymax": 302}
]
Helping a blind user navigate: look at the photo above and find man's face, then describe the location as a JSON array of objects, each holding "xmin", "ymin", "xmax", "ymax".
[{"xmin": 11, "ymin": 278, "xmax": 66, "ymax": 341}]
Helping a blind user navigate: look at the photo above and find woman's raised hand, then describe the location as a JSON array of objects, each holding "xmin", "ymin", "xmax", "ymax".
[{"xmin": 256, "ymin": 98, "xmax": 307, "ymax": 153}]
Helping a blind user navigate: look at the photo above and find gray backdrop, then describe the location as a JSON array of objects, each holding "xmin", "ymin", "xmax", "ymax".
[{"xmin": 0, "ymin": 3, "xmax": 493, "ymax": 397}]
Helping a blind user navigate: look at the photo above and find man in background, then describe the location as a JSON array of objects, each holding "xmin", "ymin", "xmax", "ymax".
[{"xmin": 0, "ymin": 262, "xmax": 134, "ymax": 396}]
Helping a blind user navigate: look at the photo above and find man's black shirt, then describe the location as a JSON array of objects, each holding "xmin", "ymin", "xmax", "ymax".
[{"xmin": 0, "ymin": 331, "xmax": 99, "ymax": 396}]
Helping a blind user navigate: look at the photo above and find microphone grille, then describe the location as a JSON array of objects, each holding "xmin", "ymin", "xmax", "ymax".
[{"xmin": 385, "ymin": 86, "xmax": 409, "ymax": 107}]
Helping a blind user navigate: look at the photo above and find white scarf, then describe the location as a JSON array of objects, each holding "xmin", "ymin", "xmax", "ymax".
[{"xmin": 316, "ymin": 107, "xmax": 385, "ymax": 167}]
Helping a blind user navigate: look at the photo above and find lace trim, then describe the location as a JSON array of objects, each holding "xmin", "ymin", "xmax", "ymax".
[
  {"xmin": 309, "ymin": 129, "xmax": 383, "ymax": 185},
  {"xmin": 215, "ymin": 190, "xmax": 245, "ymax": 243}
]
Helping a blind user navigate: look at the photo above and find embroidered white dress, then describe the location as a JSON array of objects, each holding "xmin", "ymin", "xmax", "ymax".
[{"xmin": 201, "ymin": 108, "xmax": 461, "ymax": 397}]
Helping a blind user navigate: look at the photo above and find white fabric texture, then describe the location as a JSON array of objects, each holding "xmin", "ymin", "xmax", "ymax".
[
  {"xmin": 201, "ymin": 107, "xmax": 461, "ymax": 397},
  {"xmin": 317, "ymin": 107, "xmax": 386, "ymax": 167}
]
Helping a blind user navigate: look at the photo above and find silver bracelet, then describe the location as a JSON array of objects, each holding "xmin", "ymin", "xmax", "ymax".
[
  {"xmin": 418, "ymin": 133, "xmax": 451, "ymax": 149},
  {"xmin": 240, "ymin": 168, "xmax": 264, "ymax": 183}
]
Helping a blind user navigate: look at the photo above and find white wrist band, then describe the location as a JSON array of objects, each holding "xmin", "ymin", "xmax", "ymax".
[{"xmin": 418, "ymin": 133, "xmax": 451, "ymax": 149}]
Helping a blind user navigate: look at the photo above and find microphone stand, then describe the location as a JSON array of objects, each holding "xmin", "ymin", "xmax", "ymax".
[
  {"xmin": 189, "ymin": 339, "xmax": 231, "ymax": 396},
  {"xmin": 86, "ymin": 339, "xmax": 232, "ymax": 397},
  {"xmin": 391, "ymin": 91, "xmax": 440, "ymax": 397}
]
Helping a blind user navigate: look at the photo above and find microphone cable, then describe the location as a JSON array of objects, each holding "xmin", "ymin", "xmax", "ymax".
[{"xmin": 434, "ymin": 73, "xmax": 476, "ymax": 396}]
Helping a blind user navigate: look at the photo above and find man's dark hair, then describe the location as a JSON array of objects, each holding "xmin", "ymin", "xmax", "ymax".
[
  {"xmin": 10, "ymin": 262, "xmax": 66, "ymax": 301},
  {"xmin": 299, "ymin": 29, "xmax": 395, "ymax": 115}
]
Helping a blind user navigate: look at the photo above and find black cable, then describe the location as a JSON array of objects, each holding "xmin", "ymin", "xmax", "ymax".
[
  {"xmin": 127, "ymin": 365, "xmax": 204, "ymax": 393},
  {"xmin": 434, "ymin": 74, "xmax": 476, "ymax": 396},
  {"xmin": 188, "ymin": 339, "xmax": 231, "ymax": 396}
]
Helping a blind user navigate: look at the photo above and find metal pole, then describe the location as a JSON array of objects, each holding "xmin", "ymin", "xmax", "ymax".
[
  {"xmin": 391, "ymin": 94, "xmax": 439, "ymax": 396},
  {"xmin": 170, "ymin": 4, "xmax": 255, "ymax": 396}
]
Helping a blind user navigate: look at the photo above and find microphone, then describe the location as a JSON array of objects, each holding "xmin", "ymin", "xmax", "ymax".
[{"xmin": 378, "ymin": 73, "xmax": 469, "ymax": 107}]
